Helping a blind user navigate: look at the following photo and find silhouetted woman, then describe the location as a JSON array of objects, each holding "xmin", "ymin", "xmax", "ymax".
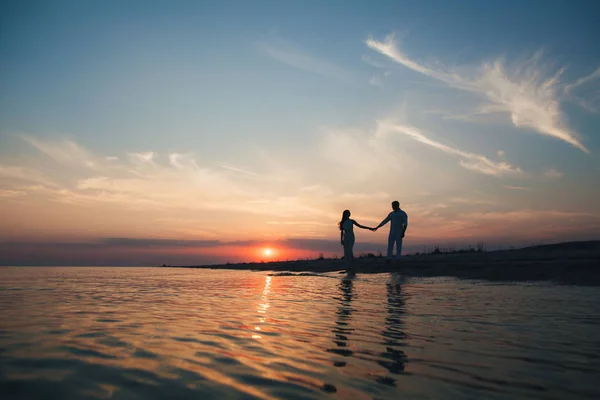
[{"xmin": 339, "ymin": 210, "xmax": 374, "ymax": 269}]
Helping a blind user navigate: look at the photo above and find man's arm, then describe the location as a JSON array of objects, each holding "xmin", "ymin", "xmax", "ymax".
[
  {"xmin": 402, "ymin": 212, "xmax": 408, "ymax": 236},
  {"xmin": 376, "ymin": 213, "xmax": 391, "ymax": 229}
]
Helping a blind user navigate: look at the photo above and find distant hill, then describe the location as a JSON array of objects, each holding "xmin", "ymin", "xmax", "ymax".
[{"xmin": 516, "ymin": 240, "xmax": 600, "ymax": 252}]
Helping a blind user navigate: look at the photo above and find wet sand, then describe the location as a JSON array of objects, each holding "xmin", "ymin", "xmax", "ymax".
[{"xmin": 171, "ymin": 241, "xmax": 600, "ymax": 285}]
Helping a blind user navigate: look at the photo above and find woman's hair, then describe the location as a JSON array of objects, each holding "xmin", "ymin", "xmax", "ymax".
[{"xmin": 338, "ymin": 210, "xmax": 351, "ymax": 231}]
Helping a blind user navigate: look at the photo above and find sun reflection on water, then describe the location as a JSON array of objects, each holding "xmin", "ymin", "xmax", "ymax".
[{"xmin": 253, "ymin": 276, "xmax": 271, "ymax": 339}]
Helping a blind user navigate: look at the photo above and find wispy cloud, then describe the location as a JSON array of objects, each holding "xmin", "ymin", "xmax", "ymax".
[
  {"xmin": 257, "ymin": 36, "xmax": 352, "ymax": 81},
  {"xmin": 564, "ymin": 67, "xmax": 600, "ymax": 113},
  {"xmin": 361, "ymin": 54, "xmax": 390, "ymax": 69},
  {"xmin": 368, "ymin": 75, "xmax": 383, "ymax": 87},
  {"xmin": 564, "ymin": 67, "xmax": 600, "ymax": 94},
  {"xmin": 0, "ymin": 164, "xmax": 58, "ymax": 187},
  {"xmin": 3, "ymin": 134, "xmax": 599, "ymax": 261},
  {"xmin": 3, "ymin": 137, "xmax": 340, "ymax": 224},
  {"xmin": 20, "ymin": 136, "xmax": 101, "ymax": 168},
  {"xmin": 544, "ymin": 168, "xmax": 563, "ymax": 179},
  {"xmin": 219, "ymin": 165, "xmax": 259, "ymax": 176},
  {"xmin": 128, "ymin": 151, "xmax": 156, "ymax": 168},
  {"xmin": 101, "ymin": 238, "xmax": 223, "ymax": 248},
  {"xmin": 320, "ymin": 128, "xmax": 396, "ymax": 180},
  {"xmin": 366, "ymin": 34, "xmax": 589, "ymax": 152},
  {"xmin": 0, "ymin": 189, "xmax": 26, "ymax": 198},
  {"xmin": 382, "ymin": 123, "xmax": 524, "ymax": 177}
]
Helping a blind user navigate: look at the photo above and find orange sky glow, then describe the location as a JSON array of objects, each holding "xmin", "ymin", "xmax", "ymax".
[{"xmin": 1, "ymin": 3, "xmax": 600, "ymax": 266}]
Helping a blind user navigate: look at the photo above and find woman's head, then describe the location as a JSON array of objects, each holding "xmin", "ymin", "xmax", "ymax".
[{"xmin": 339, "ymin": 209, "xmax": 351, "ymax": 230}]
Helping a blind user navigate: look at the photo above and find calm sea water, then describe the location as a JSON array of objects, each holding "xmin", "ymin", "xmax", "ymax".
[{"xmin": 0, "ymin": 267, "xmax": 599, "ymax": 399}]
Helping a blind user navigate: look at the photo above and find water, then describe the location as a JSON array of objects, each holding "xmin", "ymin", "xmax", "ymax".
[{"xmin": 0, "ymin": 267, "xmax": 599, "ymax": 399}]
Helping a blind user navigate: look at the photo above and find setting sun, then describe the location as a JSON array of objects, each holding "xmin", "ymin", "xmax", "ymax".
[{"xmin": 264, "ymin": 248, "xmax": 272, "ymax": 256}]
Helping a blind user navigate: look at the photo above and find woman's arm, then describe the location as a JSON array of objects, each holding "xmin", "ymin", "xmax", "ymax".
[
  {"xmin": 353, "ymin": 220, "xmax": 374, "ymax": 230},
  {"xmin": 340, "ymin": 230, "xmax": 344, "ymax": 245}
]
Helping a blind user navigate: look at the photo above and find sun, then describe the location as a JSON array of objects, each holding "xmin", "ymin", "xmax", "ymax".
[{"xmin": 263, "ymin": 248, "xmax": 272, "ymax": 257}]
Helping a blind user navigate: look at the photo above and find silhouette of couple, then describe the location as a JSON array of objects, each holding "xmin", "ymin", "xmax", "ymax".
[{"xmin": 339, "ymin": 201, "xmax": 408, "ymax": 268}]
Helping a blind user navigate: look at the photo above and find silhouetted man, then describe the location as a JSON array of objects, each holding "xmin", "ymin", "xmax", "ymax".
[{"xmin": 375, "ymin": 201, "xmax": 408, "ymax": 262}]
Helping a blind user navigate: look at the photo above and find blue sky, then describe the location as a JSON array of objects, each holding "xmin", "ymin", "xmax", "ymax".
[{"xmin": 1, "ymin": 0, "xmax": 599, "ymax": 265}]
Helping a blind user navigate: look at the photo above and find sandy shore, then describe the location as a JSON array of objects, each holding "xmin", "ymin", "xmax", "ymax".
[{"xmin": 170, "ymin": 241, "xmax": 600, "ymax": 285}]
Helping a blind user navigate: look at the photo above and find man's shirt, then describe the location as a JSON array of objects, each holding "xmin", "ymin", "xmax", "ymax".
[{"xmin": 384, "ymin": 209, "xmax": 408, "ymax": 233}]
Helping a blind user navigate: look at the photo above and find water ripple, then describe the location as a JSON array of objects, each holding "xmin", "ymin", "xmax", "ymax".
[{"xmin": 0, "ymin": 267, "xmax": 599, "ymax": 399}]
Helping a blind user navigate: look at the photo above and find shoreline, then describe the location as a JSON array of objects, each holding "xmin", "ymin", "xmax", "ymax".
[{"xmin": 166, "ymin": 240, "xmax": 600, "ymax": 285}]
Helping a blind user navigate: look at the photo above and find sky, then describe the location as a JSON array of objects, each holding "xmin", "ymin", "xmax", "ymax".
[{"xmin": 1, "ymin": 0, "xmax": 600, "ymax": 266}]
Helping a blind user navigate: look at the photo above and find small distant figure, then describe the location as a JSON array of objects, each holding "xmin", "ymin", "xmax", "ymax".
[
  {"xmin": 339, "ymin": 210, "xmax": 375, "ymax": 269},
  {"xmin": 374, "ymin": 201, "xmax": 408, "ymax": 263}
]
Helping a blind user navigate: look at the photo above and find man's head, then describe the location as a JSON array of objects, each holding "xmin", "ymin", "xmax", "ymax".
[{"xmin": 391, "ymin": 201, "xmax": 400, "ymax": 211}]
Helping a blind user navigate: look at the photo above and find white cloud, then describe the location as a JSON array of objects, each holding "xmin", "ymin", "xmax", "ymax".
[
  {"xmin": 365, "ymin": 34, "xmax": 589, "ymax": 152},
  {"xmin": 544, "ymin": 168, "xmax": 563, "ymax": 179},
  {"xmin": 168, "ymin": 153, "xmax": 201, "ymax": 173},
  {"xmin": 382, "ymin": 123, "xmax": 524, "ymax": 177},
  {"xmin": 129, "ymin": 152, "xmax": 155, "ymax": 163}
]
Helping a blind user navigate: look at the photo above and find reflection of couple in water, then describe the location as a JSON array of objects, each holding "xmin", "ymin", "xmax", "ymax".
[
  {"xmin": 328, "ymin": 272, "xmax": 407, "ymax": 385},
  {"xmin": 339, "ymin": 200, "xmax": 408, "ymax": 268}
]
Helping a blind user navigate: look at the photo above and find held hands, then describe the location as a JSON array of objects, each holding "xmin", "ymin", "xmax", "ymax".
[{"xmin": 369, "ymin": 227, "xmax": 378, "ymax": 232}]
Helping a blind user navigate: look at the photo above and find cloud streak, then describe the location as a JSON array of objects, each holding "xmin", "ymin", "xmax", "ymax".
[
  {"xmin": 20, "ymin": 136, "xmax": 101, "ymax": 168},
  {"xmin": 564, "ymin": 67, "xmax": 600, "ymax": 113},
  {"xmin": 2, "ymin": 136, "xmax": 344, "ymax": 226},
  {"xmin": 258, "ymin": 37, "xmax": 352, "ymax": 81},
  {"xmin": 366, "ymin": 34, "xmax": 589, "ymax": 152},
  {"xmin": 544, "ymin": 168, "xmax": 563, "ymax": 179},
  {"xmin": 564, "ymin": 67, "xmax": 600, "ymax": 94},
  {"xmin": 382, "ymin": 123, "xmax": 524, "ymax": 177}
]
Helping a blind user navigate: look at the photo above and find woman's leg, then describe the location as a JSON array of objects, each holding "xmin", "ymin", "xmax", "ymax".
[{"xmin": 344, "ymin": 236, "xmax": 355, "ymax": 268}]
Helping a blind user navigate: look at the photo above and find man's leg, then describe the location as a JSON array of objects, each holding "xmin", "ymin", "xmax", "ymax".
[
  {"xmin": 396, "ymin": 237, "xmax": 403, "ymax": 260},
  {"xmin": 387, "ymin": 232, "xmax": 395, "ymax": 260}
]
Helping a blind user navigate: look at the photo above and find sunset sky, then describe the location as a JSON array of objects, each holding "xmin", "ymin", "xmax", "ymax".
[{"xmin": 1, "ymin": 0, "xmax": 600, "ymax": 265}]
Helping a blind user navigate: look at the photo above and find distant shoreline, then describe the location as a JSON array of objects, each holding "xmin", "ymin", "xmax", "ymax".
[{"xmin": 166, "ymin": 240, "xmax": 600, "ymax": 285}]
